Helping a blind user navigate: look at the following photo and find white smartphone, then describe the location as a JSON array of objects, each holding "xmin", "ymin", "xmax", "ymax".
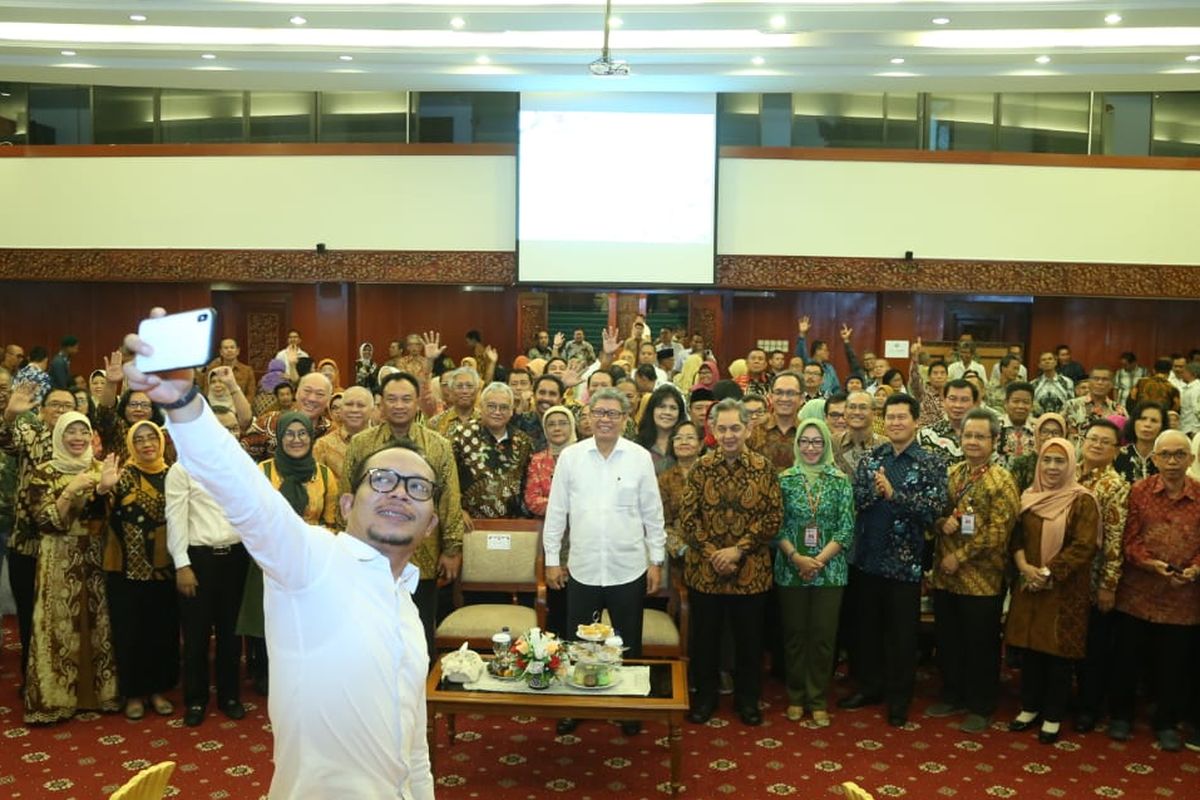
[{"xmin": 135, "ymin": 308, "xmax": 218, "ymax": 374}]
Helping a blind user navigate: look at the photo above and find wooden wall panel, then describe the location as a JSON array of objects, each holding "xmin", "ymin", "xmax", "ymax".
[
  {"xmin": 0, "ymin": 281, "xmax": 210, "ymax": 381},
  {"xmin": 1029, "ymin": 297, "xmax": 1200, "ymax": 374}
]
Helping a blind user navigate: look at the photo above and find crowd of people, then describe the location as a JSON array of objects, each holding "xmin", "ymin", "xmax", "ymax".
[{"xmin": 1, "ymin": 315, "xmax": 1198, "ymax": 761}]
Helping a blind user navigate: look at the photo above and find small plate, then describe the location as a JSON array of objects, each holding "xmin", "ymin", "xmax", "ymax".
[{"xmin": 567, "ymin": 672, "xmax": 622, "ymax": 691}]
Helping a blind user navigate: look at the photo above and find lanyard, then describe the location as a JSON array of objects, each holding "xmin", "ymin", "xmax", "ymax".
[
  {"xmin": 801, "ymin": 474, "xmax": 825, "ymax": 522},
  {"xmin": 952, "ymin": 463, "xmax": 989, "ymax": 509}
]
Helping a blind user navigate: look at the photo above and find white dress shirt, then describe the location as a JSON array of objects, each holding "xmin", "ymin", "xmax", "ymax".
[
  {"xmin": 989, "ymin": 361, "xmax": 1028, "ymax": 384},
  {"xmin": 543, "ymin": 436, "xmax": 666, "ymax": 587},
  {"xmin": 948, "ymin": 360, "xmax": 987, "ymax": 382},
  {"xmin": 167, "ymin": 405, "xmax": 433, "ymax": 800},
  {"xmin": 164, "ymin": 463, "xmax": 242, "ymax": 569},
  {"xmin": 1180, "ymin": 380, "xmax": 1200, "ymax": 435}
]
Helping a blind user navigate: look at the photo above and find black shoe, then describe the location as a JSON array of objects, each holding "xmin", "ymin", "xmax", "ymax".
[
  {"xmin": 887, "ymin": 712, "xmax": 907, "ymax": 728},
  {"xmin": 1038, "ymin": 727, "xmax": 1060, "ymax": 745},
  {"xmin": 1073, "ymin": 713, "xmax": 1096, "ymax": 733},
  {"xmin": 687, "ymin": 704, "xmax": 715, "ymax": 725},
  {"xmin": 738, "ymin": 707, "xmax": 763, "ymax": 727},
  {"xmin": 556, "ymin": 718, "xmax": 579, "ymax": 735},
  {"xmin": 183, "ymin": 705, "xmax": 205, "ymax": 727},
  {"xmin": 838, "ymin": 692, "xmax": 882, "ymax": 710},
  {"xmin": 253, "ymin": 675, "xmax": 269, "ymax": 696},
  {"xmin": 620, "ymin": 721, "xmax": 642, "ymax": 736},
  {"xmin": 221, "ymin": 699, "xmax": 246, "ymax": 721},
  {"xmin": 1008, "ymin": 715, "xmax": 1041, "ymax": 733}
]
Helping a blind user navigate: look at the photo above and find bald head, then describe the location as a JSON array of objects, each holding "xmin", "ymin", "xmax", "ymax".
[
  {"xmin": 295, "ymin": 371, "xmax": 332, "ymax": 420},
  {"xmin": 1155, "ymin": 430, "xmax": 1190, "ymax": 452},
  {"xmin": 343, "ymin": 385, "xmax": 372, "ymax": 405}
]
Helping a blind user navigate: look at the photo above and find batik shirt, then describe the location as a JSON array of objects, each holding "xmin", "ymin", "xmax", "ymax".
[
  {"xmin": 851, "ymin": 440, "xmax": 948, "ymax": 583},
  {"xmin": 104, "ymin": 466, "xmax": 172, "ymax": 581},
  {"xmin": 1116, "ymin": 475, "xmax": 1200, "ymax": 626},
  {"xmin": 748, "ymin": 417, "xmax": 800, "ymax": 474},
  {"xmin": 0, "ymin": 411, "xmax": 53, "ymax": 556},
  {"xmin": 451, "ymin": 419, "xmax": 533, "ymax": 518},
  {"xmin": 1114, "ymin": 444, "xmax": 1159, "ymax": 486},
  {"xmin": 833, "ymin": 430, "xmax": 887, "ymax": 479},
  {"xmin": 0, "ymin": 449, "xmax": 16, "ymax": 536},
  {"xmin": 774, "ymin": 465, "xmax": 855, "ymax": 588},
  {"xmin": 1078, "ymin": 464, "xmax": 1129, "ymax": 599},
  {"xmin": 916, "ymin": 419, "xmax": 963, "ymax": 467},
  {"xmin": 1064, "ymin": 396, "xmax": 1125, "ymax": 440},
  {"xmin": 997, "ymin": 418, "xmax": 1036, "ymax": 469},
  {"xmin": 1032, "ymin": 373, "xmax": 1074, "ymax": 415},
  {"xmin": 930, "ymin": 462, "xmax": 1019, "ymax": 596},
  {"xmin": 12, "ymin": 364, "xmax": 51, "ymax": 405}
]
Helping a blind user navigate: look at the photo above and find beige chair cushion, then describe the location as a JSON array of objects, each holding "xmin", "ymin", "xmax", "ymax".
[
  {"xmin": 599, "ymin": 608, "xmax": 680, "ymax": 648},
  {"xmin": 437, "ymin": 605, "xmax": 539, "ymax": 641},
  {"xmin": 461, "ymin": 529, "xmax": 539, "ymax": 584}
]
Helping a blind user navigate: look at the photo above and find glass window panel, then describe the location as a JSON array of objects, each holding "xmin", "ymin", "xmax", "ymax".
[
  {"xmin": 760, "ymin": 93, "xmax": 791, "ymax": 146},
  {"xmin": 160, "ymin": 88, "xmax": 244, "ymax": 143},
  {"xmin": 718, "ymin": 93, "xmax": 761, "ymax": 146},
  {"xmin": 93, "ymin": 85, "xmax": 155, "ymax": 144},
  {"xmin": 927, "ymin": 93, "xmax": 995, "ymax": 151},
  {"xmin": 0, "ymin": 82, "xmax": 28, "ymax": 144},
  {"xmin": 884, "ymin": 93, "xmax": 920, "ymax": 148},
  {"xmin": 1097, "ymin": 92, "xmax": 1151, "ymax": 156},
  {"xmin": 319, "ymin": 91, "xmax": 408, "ymax": 142},
  {"xmin": 27, "ymin": 84, "xmax": 91, "ymax": 144},
  {"xmin": 413, "ymin": 91, "xmax": 516, "ymax": 143},
  {"xmin": 249, "ymin": 91, "xmax": 314, "ymax": 142},
  {"xmin": 792, "ymin": 93, "xmax": 886, "ymax": 148},
  {"xmin": 999, "ymin": 92, "xmax": 1089, "ymax": 154},
  {"xmin": 1151, "ymin": 92, "xmax": 1200, "ymax": 158}
]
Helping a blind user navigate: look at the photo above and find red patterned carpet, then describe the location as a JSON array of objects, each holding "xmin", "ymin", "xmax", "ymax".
[{"xmin": 2, "ymin": 617, "xmax": 1198, "ymax": 799}]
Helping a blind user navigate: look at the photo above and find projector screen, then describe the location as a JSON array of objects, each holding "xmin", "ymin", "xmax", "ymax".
[{"xmin": 518, "ymin": 92, "xmax": 717, "ymax": 285}]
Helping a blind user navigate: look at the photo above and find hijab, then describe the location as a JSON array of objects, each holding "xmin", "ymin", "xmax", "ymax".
[
  {"xmin": 513, "ymin": 355, "xmax": 530, "ymax": 372},
  {"xmin": 51, "ymin": 411, "xmax": 96, "ymax": 475},
  {"xmin": 542, "ymin": 404, "xmax": 578, "ymax": 457},
  {"xmin": 691, "ymin": 358, "xmax": 720, "ymax": 391},
  {"xmin": 527, "ymin": 358, "xmax": 547, "ymax": 377},
  {"xmin": 1020, "ymin": 437, "xmax": 1099, "ymax": 566},
  {"xmin": 357, "ymin": 342, "xmax": 375, "ymax": 364},
  {"xmin": 793, "ymin": 419, "xmax": 835, "ymax": 478},
  {"xmin": 124, "ymin": 420, "xmax": 166, "ymax": 474},
  {"xmin": 727, "ymin": 358, "xmax": 747, "ymax": 380},
  {"xmin": 1033, "ymin": 412, "xmax": 1067, "ymax": 442},
  {"xmin": 259, "ymin": 358, "xmax": 289, "ymax": 393},
  {"xmin": 799, "ymin": 398, "xmax": 826, "ymax": 421},
  {"xmin": 675, "ymin": 353, "xmax": 701, "ymax": 394},
  {"xmin": 316, "ymin": 358, "xmax": 344, "ymax": 393},
  {"xmin": 273, "ymin": 411, "xmax": 317, "ymax": 516}
]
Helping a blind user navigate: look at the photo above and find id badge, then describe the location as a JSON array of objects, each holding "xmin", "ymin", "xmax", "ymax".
[
  {"xmin": 960, "ymin": 514, "xmax": 976, "ymax": 536},
  {"xmin": 804, "ymin": 526, "xmax": 820, "ymax": 548}
]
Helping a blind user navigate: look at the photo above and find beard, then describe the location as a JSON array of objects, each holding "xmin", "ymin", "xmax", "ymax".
[{"xmin": 367, "ymin": 527, "xmax": 415, "ymax": 547}]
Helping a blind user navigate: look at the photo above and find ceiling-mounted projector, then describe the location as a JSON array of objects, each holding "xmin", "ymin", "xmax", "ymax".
[{"xmin": 589, "ymin": 56, "xmax": 630, "ymax": 77}]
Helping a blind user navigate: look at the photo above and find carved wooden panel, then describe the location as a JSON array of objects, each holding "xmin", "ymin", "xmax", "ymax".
[
  {"xmin": 516, "ymin": 292, "xmax": 548, "ymax": 361},
  {"xmin": 616, "ymin": 294, "xmax": 643, "ymax": 342},
  {"xmin": 246, "ymin": 311, "xmax": 283, "ymax": 376}
]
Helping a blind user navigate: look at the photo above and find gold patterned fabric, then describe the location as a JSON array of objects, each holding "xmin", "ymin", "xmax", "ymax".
[
  {"xmin": 748, "ymin": 418, "xmax": 799, "ymax": 474},
  {"xmin": 23, "ymin": 462, "xmax": 119, "ymax": 723},
  {"xmin": 1077, "ymin": 465, "xmax": 1129, "ymax": 597},
  {"xmin": 0, "ymin": 411, "xmax": 53, "ymax": 557},
  {"xmin": 930, "ymin": 462, "xmax": 1020, "ymax": 596},
  {"xmin": 657, "ymin": 462, "xmax": 693, "ymax": 560},
  {"xmin": 103, "ymin": 466, "xmax": 172, "ymax": 581},
  {"xmin": 679, "ymin": 449, "xmax": 783, "ymax": 595},
  {"xmin": 428, "ymin": 408, "xmax": 478, "ymax": 440},
  {"xmin": 342, "ymin": 422, "xmax": 465, "ymax": 580}
]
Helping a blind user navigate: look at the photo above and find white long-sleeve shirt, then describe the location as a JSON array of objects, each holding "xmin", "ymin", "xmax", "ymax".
[
  {"xmin": 164, "ymin": 462, "xmax": 242, "ymax": 569},
  {"xmin": 167, "ymin": 404, "xmax": 433, "ymax": 800},
  {"xmin": 542, "ymin": 436, "xmax": 666, "ymax": 586}
]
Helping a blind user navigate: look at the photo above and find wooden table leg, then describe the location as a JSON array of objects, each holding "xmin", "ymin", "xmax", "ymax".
[{"xmin": 668, "ymin": 717, "xmax": 682, "ymax": 796}]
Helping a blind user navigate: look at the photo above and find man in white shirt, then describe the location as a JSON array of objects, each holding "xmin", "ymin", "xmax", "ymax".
[
  {"xmin": 124, "ymin": 309, "xmax": 435, "ymax": 800},
  {"xmin": 1179, "ymin": 362, "xmax": 1200, "ymax": 435},
  {"xmin": 543, "ymin": 387, "xmax": 666, "ymax": 737},
  {"xmin": 166, "ymin": 406, "xmax": 251, "ymax": 727},
  {"xmin": 947, "ymin": 340, "xmax": 987, "ymax": 382}
]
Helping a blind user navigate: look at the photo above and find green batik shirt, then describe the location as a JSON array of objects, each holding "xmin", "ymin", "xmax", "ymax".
[
  {"xmin": 773, "ymin": 465, "xmax": 856, "ymax": 588},
  {"xmin": 0, "ymin": 449, "xmax": 16, "ymax": 536}
]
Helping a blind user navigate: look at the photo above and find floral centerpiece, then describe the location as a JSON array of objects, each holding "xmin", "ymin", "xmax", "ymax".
[{"xmin": 510, "ymin": 627, "xmax": 564, "ymax": 689}]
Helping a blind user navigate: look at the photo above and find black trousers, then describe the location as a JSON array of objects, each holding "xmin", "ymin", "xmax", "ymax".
[
  {"xmin": 566, "ymin": 572, "xmax": 646, "ymax": 660},
  {"xmin": 855, "ymin": 569, "xmax": 921, "ymax": 716},
  {"xmin": 1110, "ymin": 612, "xmax": 1197, "ymax": 731},
  {"xmin": 1075, "ymin": 605, "xmax": 1118, "ymax": 719},
  {"xmin": 6, "ymin": 549, "xmax": 35, "ymax": 679},
  {"xmin": 107, "ymin": 574, "xmax": 180, "ymax": 698},
  {"xmin": 413, "ymin": 578, "xmax": 438, "ymax": 661},
  {"xmin": 1018, "ymin": 649, "xmax": 1074, "ymax": 723},
  {"xmin": 932, "ymin": 590, "xmax": 1004, "ymax": 716},
  {"xmin": 836, "ymin": 567, "xmax": 862, "ymax": 681},
  {"xmin": 689, "ymin": 589, "xmax": 767, "ymax": 712},
  {"xmin": 180, "ymin": 544, "xmax": 249, "ymax": 709}
]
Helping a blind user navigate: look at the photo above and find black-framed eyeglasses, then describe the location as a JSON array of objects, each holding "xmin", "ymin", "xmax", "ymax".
[{"xmin": 365, "ymin": 468, "xmax": 435, "ymax": 501}]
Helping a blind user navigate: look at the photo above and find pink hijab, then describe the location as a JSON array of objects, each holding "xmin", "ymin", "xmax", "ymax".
[
  {"xmin": 1020, "ymin": 437, "xmax": 1100, "ymax": 565},
  {"xmin": 691, "ymin": 358, "xmax": 720, "ymax": 391}
]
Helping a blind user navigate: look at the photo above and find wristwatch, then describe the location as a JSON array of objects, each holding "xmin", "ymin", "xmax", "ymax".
[{"xmin": 159, "ymin": 384, "xmax": 200, "ymax": 410}]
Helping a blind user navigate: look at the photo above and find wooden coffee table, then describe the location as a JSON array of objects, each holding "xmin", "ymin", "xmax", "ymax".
[{"xmin": 426, "ymin": 659, "xmax": 689, "ymax": 795}]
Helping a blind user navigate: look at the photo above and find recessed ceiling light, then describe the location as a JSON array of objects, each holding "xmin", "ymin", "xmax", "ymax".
[
  {"xmin": 290, "ymin": 16, "xmax": 307, "ymax": 26},
  {"xmin": 60, "ymin": 49, "xmax": 76, "ymax": 56},
  {"xmin": 1035, "ymin": 55, "xmax": 1051, "ymax": 64},
  {"xmin": 609, "ymin": 16, "xmax": 623, "ymax": 29},
  {"xmin": 1104, "ymin": 13, "xmax": 1123, "ymax": 25},
  {"xmin": 449, "ymin": 16, "xmax": 465, "ymax": 30},
  {"xmin": 1187, "ymin": 54, "xmax": 1200, "ymax": 62},
  {"xmin": 932, "ymin": 17, "xmax": 950, "ymax": 25},
  {"xmin": 129, "ymin": 14, "xmax": 147, "ymax": 23},
  {"xmin": 201, "ymin": 53, "xmax": 216, "ymax": 60},
  {"xmin": 751, "ymin": 56, "xmax": 765, "ymax": 66},
  {"xmin": 890, "ymin": 57, "xmax": 905, "ymax": 64},
  {"xmin": 339, "ymin": 54, "xmax": 353, "ymax": 61},
  {"xmin": 0, "ymin": 91, "xmax": 10, "ymax": 97},
  {"xmin": 475, "ymin": 54, "xmax": 490, "ymax": 65},
  {"xmin": 769, "ymin": 15, "xmax": 786, "ymax": 30}
]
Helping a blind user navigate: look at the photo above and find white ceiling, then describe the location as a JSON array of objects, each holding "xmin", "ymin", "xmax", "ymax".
[{"xmin": 0, "ymin": 1, "xmax": 1199, "ymax": 93}]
